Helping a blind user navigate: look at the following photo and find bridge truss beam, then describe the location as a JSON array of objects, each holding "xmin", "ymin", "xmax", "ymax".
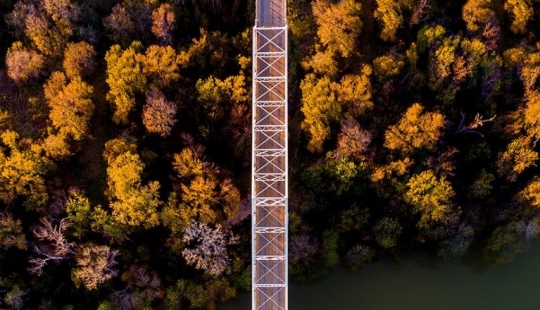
[{"xmin": 252, "ymin": 22, "xmax": 288, "ymax": 310}]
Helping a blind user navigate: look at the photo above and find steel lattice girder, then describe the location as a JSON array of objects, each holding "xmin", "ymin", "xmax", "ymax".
[{"xmin": 252, "ymin": 21, "xmax": 288, "ymax": 310}]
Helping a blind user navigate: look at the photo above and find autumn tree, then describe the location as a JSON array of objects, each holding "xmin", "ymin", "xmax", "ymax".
[
  {"xmin": 517, "ymin": 177, "xmax": 540, "ymax": 208},
  {"xmin": 300, "ymin": 74, "xmax": 341, "ymax": 153},
  {"xmin": 373, "ymin": 54, "xmax": 405, "ymax": 79},
  {"xmin": 24, "ymin": 5, "xmax": 71, "ymax": 57},
  {"xmin": 44, "ymin": 71, "xmax": 94, "ymax": 141},
  {"xmin": 139, "ymin": 45, "xmax": 180, "ymax": 88},
  {"xmin": 105, "ymin": 42, "xmax": 147, "ymax": 124},
  {"xmin": 0, "ymin": 131, "xmax": 51, "ymax": 209},
  {"xmin": 462, "ymin": 0, "xmax": 494, "ymax": 33},
  {"xmin": 5, "ymin": 42, "xmax": 44, "ymax": 85},
  {"xmin": 497, "ymin": 137, "xmax": 538, "ymax": 182},
  {"xmin": 63, "ymin": 41, "xmax": 96, "ymax": 79},
  {"xmin": 504, "ymin": 0, "xmax": 533, "ymax": 34},
  {"xmin": 195, "ymin": 75, "xmax": 249, "ymax": 138},
  {"xmin": 151, "ymin": 3, "xmax": 175, "ymax": 45},
  {"xmin": 142, "ymin": 90, "xmax": 177, "ymax": 137},
  {"xmin": 405, "ymin": 170, "xmax": 455, "ymax": 229},
  {"xmin": 106, "ymin": 150, "xmax": 161, "ymax": 229},
  {"xmin": 0, "ymin": 212, "xmax": 27, "ymax": 250},
  {"xmin": 334, "ymin": 65, "xmax": 373, "ymax": 116},
  {"xmin": 312, "ymin": 0, "xmax": 362, "ymax": 57},
  {"xmin": 374, "ymin": 0, "xmax": 403, "ymax": 42},
  {"xmin": 72, "ymin": 243, "xmax": 119, "ymax": 290},
  {"xmin": 384, "ymin": 103, "xmax": 445, "ymax": 154}
]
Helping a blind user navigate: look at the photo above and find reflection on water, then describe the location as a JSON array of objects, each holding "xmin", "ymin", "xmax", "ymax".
[{"xmin": 221, "ymin": 239, "xmax": 540, "ymax": 309}]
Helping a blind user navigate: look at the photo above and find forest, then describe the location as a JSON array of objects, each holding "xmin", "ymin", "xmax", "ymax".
[{"xmin": 0, "ymin": 0, "xmax": 540, "ymax": 308}]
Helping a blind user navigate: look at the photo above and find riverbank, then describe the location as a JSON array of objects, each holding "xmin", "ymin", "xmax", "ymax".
[{"xmin": 221, "ymin": 239, "xmax": 540, "ymax": 309}]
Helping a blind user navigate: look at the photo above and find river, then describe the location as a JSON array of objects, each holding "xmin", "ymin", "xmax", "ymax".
[{"xmin": 221, "ymin": 239, "xmax": 540, "ymax": 309}]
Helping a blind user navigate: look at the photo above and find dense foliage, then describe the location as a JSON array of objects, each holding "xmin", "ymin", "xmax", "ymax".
[{"xmin": 1, "ymin": 0, "xmax": 540, "ymax": 308}]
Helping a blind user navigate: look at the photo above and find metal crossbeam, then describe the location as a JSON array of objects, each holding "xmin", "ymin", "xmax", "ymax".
[{"xmin": 252, "ymin": 0, "xmax": 288, "ymax": 308}]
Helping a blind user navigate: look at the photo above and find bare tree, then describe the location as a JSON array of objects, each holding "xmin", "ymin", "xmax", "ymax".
[
  {"xmin": 103, "ymin": 4, "xmax": 135, "ymax": 44},
  {"xmin": 72, "ymin": 244, "xmax": 119, "ymax": 290},
  {"xmin": 151, "ymin": 3, "xmax": 175, "ymax": 45},
  {"xmin": 142, "ymin": 90, "xmax": 177, "ymax": 137},
  {"xmin": 5, "ymin": 43, "xmax": 44, "ymax": 86},
  {"xmin": 28, "ymin": 217, "xmax": 74, "ymax": 275},
  {"xmin": 111, "ymin": 287, "xmax": 142, "ymax": 310},
  {"xmin": 4, "ymin": 285, "xmax": 28, "ymax": 310},
  {"xmin": 410, "ymin": 0, "xmax": 430, "ymax": 27},
  {"xmin": 455, "ymin": 113, "xmax": 496, "ymax": 137},
  {"xmin": 33, "ymin": 217, "xmax": 74, "ymax": 257},
  {"xmin": 4, "ymin": 1, "xmax": 34, "ymax": 38},
  {"xmin": 335, "ymin": 119, "xmax": 372, "ymax": 160},
  {"xmin": 482, "ymin": 14, "xmax": 501, "ymax": 52},
  {"xmin": 181, "ymin": 220, "xmax": 238, "ymax": 277}
]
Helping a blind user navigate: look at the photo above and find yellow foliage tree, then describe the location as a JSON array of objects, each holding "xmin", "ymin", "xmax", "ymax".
[
  {"xmin": 139, "ymin": 45, "xmax": 180, "ymax": 88},
  {"xmin": 518, "ymin": 177, "xmax": 540, "ymax": 208},
  {"xmin": 497, "ymin": 136, "xmax": 538, "ymax": 182},
  {"xmin": 384, "ymin": 103, "xmax": 445, "ymax": 154},
  {"xmin": 300, "ymin": 74, "xmax": 341, "ymax": 153},
  {"xmin": 106, "ymin": 150, "xmax": 161, "ymax": 229},
  {"xmin": 462, "ymin": 0, "xmax": 493, "ymax": 32},
  {"xmin": 523, "ymin": 91, "xmax": 540, "ymax": 141},
  {"xmin": 504, "ymin": 0, "xmax": 533, "ymax": 34},
  {"xmin": 105, "ymin": 42, "xmax": 147, "ymax": 124},
  {"xmin": 335, "ymin": 65, "xmax": 373, "ymax": 116},
  {"xmin": 0, "ymin": 131, "xmax": 52, "ymax": 209},
  {"xmin": 63, "ymin": 41, "xmax": 96, "ymax": 79},
  {"xmin": 312, "ymin": 0, "xmax": 362, "ymax": 57},
  {"xmin": 373, "ymin": 54, "xmax": 404, "ymax": 79},
  {"xmin": 44, "ymin": 71, "xmax": 94, "ymax": 140},
  {"xmin": 374, "ymin": 0, "xmax": 403, "ymax": 42},
  {"xmin": 405, "ymin": 170, "xmax": 455, "ymax": 229}
]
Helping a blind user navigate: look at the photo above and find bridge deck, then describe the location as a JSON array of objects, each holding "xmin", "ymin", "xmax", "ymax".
[{"xmin": 252, "ymin": 0, "xmax": 287, "ymax": 309}]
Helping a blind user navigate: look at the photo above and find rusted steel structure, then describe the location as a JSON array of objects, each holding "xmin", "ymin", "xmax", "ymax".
[{"xmin": 251, "ymin": 0, "xmax": 288, "ymax": 308}]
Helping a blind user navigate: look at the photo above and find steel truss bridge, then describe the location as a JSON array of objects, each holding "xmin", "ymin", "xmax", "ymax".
[{"xmin": 251, "ymin": 0, "xmax": 288, "ymax": 308}]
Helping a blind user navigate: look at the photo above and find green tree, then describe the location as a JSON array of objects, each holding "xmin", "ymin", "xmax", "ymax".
[
  {"xmin": 373, "ymin": 217, "xmax": 402, "ymax": 249},
  {"xmin": 483, "ymin": 222, "xmax": 528, "ymax": 264}
]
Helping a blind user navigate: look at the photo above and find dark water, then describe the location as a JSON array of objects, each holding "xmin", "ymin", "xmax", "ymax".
[{"xmin": 221, "ymin": 239, "xmax": 540, "ymax": 309}]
